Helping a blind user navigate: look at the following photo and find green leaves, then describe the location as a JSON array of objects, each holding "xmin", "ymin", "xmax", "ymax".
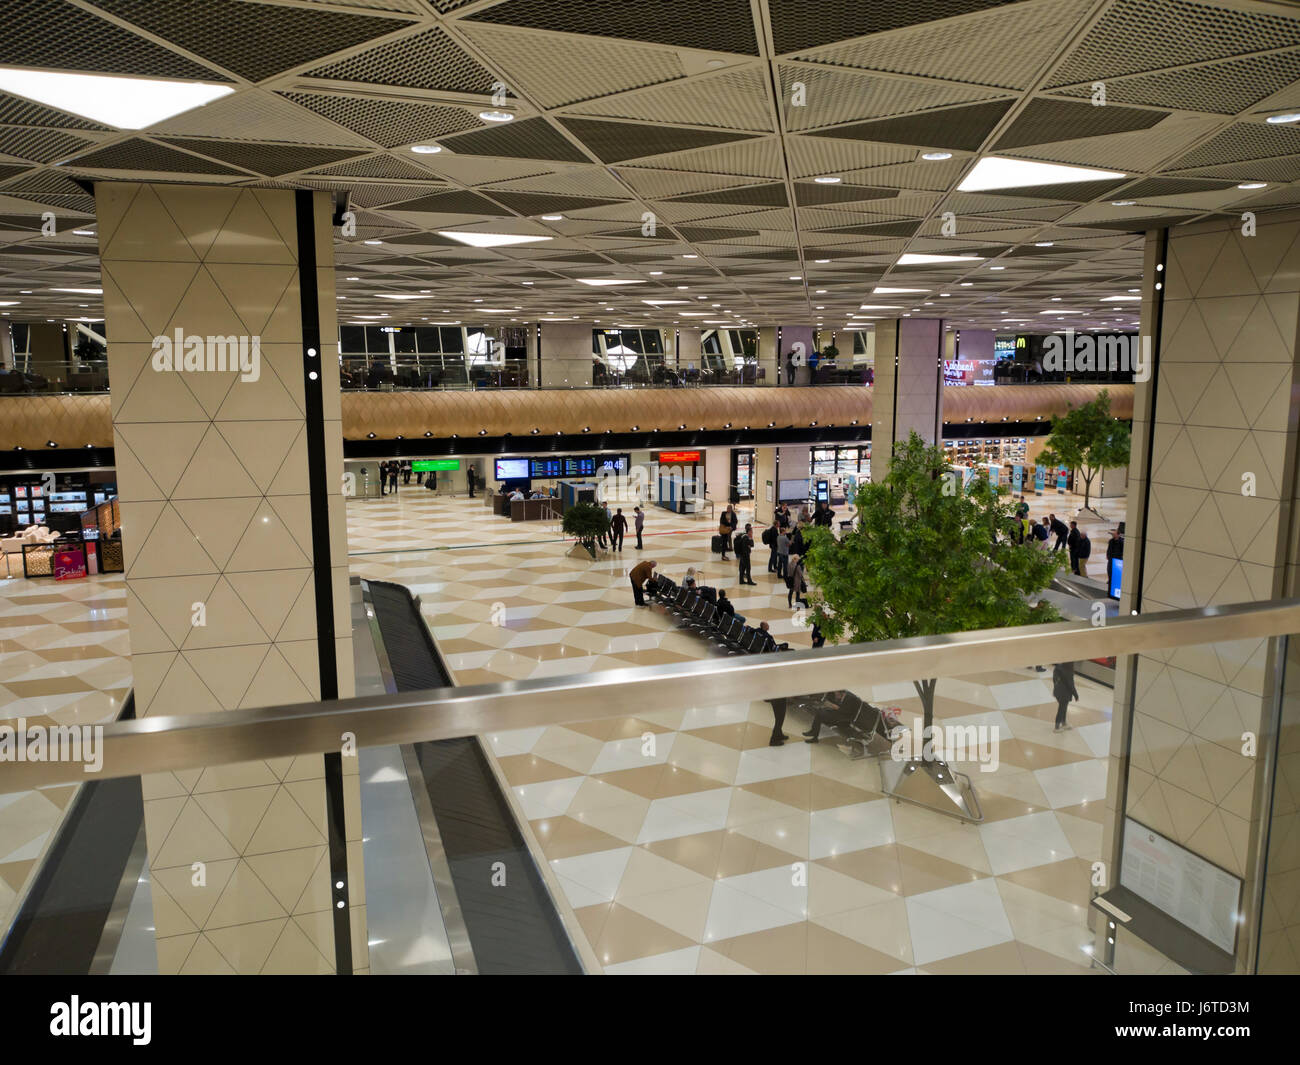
[
  {"xmin": 1038, "ymin": 389, "xmax": 1131, "ymax": 508},
  {"xmin": 803, "ymin": 431, "xmax": 1061, "ymax": 650},
  {"xmin": 561, "ymin": 502, "xmax": 611, "ymax": 547}
]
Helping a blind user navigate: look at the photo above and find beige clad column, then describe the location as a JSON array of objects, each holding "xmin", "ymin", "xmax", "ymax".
[
  {"xmin": 538, "ymin": 319, "xmax": 595, "ymax": 387},
  {"xmin": 758, "ymin": 325, "xmax": 779, "ymax": 385},
  {"xmin": 1104, "ymin": 209, "xmax": 1300, "ymax": 973},
  {"xmin": 96, "ymin": 183, "xmax": 364, "ymax": 975},
  {"xmin": 871, "ymin": 317, "xmax": 945, "ymax": 482},
  {"xmin": 676, "ymin": 326, "xmax": 701, "ymax": 374},
  {"xmin": 0, "ymin": 319, "xmax": 12, "ymax": 370}
]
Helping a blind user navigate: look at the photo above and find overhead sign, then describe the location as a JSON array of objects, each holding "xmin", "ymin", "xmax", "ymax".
[
  {"xmin": 412, "ymin": 459, "xmax": 460, "ymax": 472},
  {"xmin": 657, "ymin": 450, "xmax": 701, "ymax": 463}
]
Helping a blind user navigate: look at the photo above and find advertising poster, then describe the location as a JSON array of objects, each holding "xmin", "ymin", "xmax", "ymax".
[
  {"xmin": 1034, "ymin": 466, "xmax": 1046, "ymax": 494},
  {"xmin": 54, "ymin": 548, "xmax": 87, "ymax": 581},
  {"xmin": 1012, "ymin": 465, "xmax": 1023, "ymax": 493}
]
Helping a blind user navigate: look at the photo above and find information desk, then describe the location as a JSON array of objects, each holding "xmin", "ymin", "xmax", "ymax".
[{"xmin": 510, "ymin": 498, "xmax": 552, "ymax": 522}]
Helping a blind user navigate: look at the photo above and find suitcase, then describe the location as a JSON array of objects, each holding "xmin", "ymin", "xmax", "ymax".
[{"xmin": 711, "ymin": 534, "xmax": 727, "ymax": 553}]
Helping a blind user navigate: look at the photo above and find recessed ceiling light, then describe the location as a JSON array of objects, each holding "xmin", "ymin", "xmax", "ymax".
[
  {"xmin": 479, "ymin": 110, "xmax": 514, "ymax": 123},
  {"xmin": 0, "ymin": 300, "xmax": 19, "ymax": 307},
  {"xmin": 1111, "ymin": 200, "xmax": 1136, "ymax": 207},
  {"xmin": 72, "ymin": 229, "xmax": 94, "ymax": 236},
  {"xmin": 814, "ymin": 176, "xmax": 842, "ymax": 184},
  {"xmin": 859, "ymin": 304, "xmax": 902, "ymax": 310},
  {"xmin": 438, "ymin": 231, "xmax": 552, "ymax": 248},
  {"xmin": 959, "ymin": 282, "xmax": 974, "ymax": 287},
  {"xmin": 410, "ymin": 144, "xmax": 441, "ymax": 154},
  {"xmin": 0, "ymin": 68, "xmax": 233, "ymax": 128},
  {"xmin": 374, "ymin": 293, "xmax": 425, "ymax": 300},
  {"xmin": 682, "ymin": 254, "xmax": 698, "ymax": 259},
  {"xmin": 921, "ymin": 151, "xmax": 953, "ymax": 161},
  {"xmin": 897, "ymin": 253, "xmax": 982, "ymax": 265},
  {"xmin": 1100, "ymin": 295, "xmax": 1142, "ymax": 302},
  {"xmin": 346, "ymin": 276, "xmax": 359, "ymax": 281},
  {"xmin": 1034, "ymin": 241, "xmax": 1054, "ymax": 247},
  {"xmin": 814, "ymin": 258, "xmax": 830, "ymax": 263},
  {"xmin": 642, "ymin": 299, "xmax": 689, "ymax": 305},
  {"xmin": 51, "ymin": 287, "xmax": 101, "ymax": 294},
  {"xmin": 648, "ymin": 270, "xmax": 664, "ymax": 275},
  {"xmin": 988, "ymin": 265, "xmax": 1005, "ymax": 270},
  {"xmin": 874, "ymin": 286, "xmax": 929, "ymax": 294},
  {"xmin": 577, "ymin": 278, "xmax": 645, "ymax": 286},
  {"xmin": 363, "ymin": 239, "xmax": 382, "ymax": 245},
  {"xmin": 541, "ymin": 214, "xmax": 564, "ymax": 220},
  {"xmin": 1266, "ymin": 112, "xmax": 1300, "ymax": 124},
  {"xmin": 1237, "ymin": 182, "xmax": 1267, "ymax": 190},
  {"xmin": 957, "ymin": 156, "xmax": 1125, "ymax": 192}
]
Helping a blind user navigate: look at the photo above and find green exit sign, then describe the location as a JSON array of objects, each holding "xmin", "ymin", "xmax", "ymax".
[{"xmin": 412, "ymin": 459, "xmax": 460, "ymax": 472}]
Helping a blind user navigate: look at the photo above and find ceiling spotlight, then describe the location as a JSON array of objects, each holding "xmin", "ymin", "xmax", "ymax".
[
  {"xmin": 479, "ymin": 110, "xmax": 514, "ymax": 122},
  {"xmin": 920, "ymin": 151, "xmax": 953, "ymax": 161},
  {"xmin": 1266, "ymin": 112, "xmax": 1300, "ymax": 124},
  {"xmin": 814, "ymin": 176, "xmax": 842, "ymax": 184},
  {"xmin": 478, "ymin": 429, "xmax": 486, "ymax": 435},
  {"xmin": 410, "ymin": 144, "xmax": 441, "ymax": 154},
  {"xmin": 1237, "ymin": 182, "xmax": 1267, "ymax": 190}
]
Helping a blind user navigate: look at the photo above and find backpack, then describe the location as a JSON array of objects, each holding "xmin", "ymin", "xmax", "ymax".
[
  {"xmin": 1078, "ymin": 535, "xmax": 1091, "ymax": 559},
  {"xmin": 761, "ymin": 527, "xmax": 774, "ymax": 546}
]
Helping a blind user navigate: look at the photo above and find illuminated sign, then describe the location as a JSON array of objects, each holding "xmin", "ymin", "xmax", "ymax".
[
  {"xmin": 412, "ymin": 459, "xmax": 459, "ymax": 472},
  {"xmin": 657, "ymin": 450, "xmax": 701, "ymax": 463}
]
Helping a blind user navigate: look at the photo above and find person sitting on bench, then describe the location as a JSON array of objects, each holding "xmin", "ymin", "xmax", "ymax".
[
  {"xmin": 716, "ymin": 589, "xmax": 736, "ymax": 619},
  {"xmin": 802, "ymin": 693, "xmax": 857, "ymax": 743}
]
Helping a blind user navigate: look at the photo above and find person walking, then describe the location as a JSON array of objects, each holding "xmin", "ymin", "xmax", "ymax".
[
  {"xmin": 466, "ymin": 465, "xmax": 477, "ymax": 498},
  {"xmin": 629, "ymin": 559, "xmax": 656, "ymax": 607},
  {"xmin": 775, "ymin": 526, "xmax": 790, "ymax": 580},
  {"xmin": 387, "ymin": 462, "xmax": 399, "ymax": 496},
  {"xmin": 634, "ymin": 505, "xmax": 645, "ymax": 549},
  {"xmin": 735, "ymin": 523, "xmax": 756, "ymax": 585},
  {"xmin": 609, "ymin": 507, "xmax": 627, "ymax": 551},
  {"xmin": 1106, "ymin": 527, "xmax": 1124, "ymax": 589},
  {"xmin": 1052, "ymin": 660, "xmax": 1078, "ymax": 732}
]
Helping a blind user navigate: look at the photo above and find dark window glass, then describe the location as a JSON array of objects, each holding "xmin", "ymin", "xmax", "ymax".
[
  {"xmin": 701, "ymin": 331, "xmax": 722, "ymax": 354},
  {"xmin": 642, "ymin": 329, "xmax": 663, "ymax": 354},
  {"xmin": 11, "ymin": 323, "xmax": 28, "ymax": 352},
  {"xmin": 392, "ymin": 329, "xmax": 417, "ymax": 354},
  {"xmin": 592, "ymin": 329, "xmax": 602, "ymax": 354},
  {"xmin": 339, "ymin": 326, "xmax": 365, "ymax": 352},
  {"xmin": 440, "ymin": 326, "xmax": 464, "ymax": 353},
  {"xmin": 364, "ymin": 326, "xmax": 389, "ymax": 354},
  {"xmin": 414, "ymin": 327, "xmax": 441, "ymax": 353}
]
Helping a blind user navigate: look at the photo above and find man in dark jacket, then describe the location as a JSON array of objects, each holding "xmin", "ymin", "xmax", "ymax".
[
  {"xmin": 1106, "ymin": 528, "xmax": 1124, "ymax": 589},
  {"xmin": 1052, "ymin": 661, "xmax": 1078, "ymax": 732},
  {"xmin": 1048, "ymin": 513, "xmax": 1069, "ymax": 552},
  {"xmin": 763, "ymin": 520, "xmax": 779, "ymax": 572},
  {"xmin": 610, "ymin": 508, "xmax": 627, "ymax": 551},
  {"xmin": 466, "ymin": 465, "xmax": 477, "ymax": 498},
  {"xmin": 735, "ymin": 523, "xmax": 756, "ymax": 585},
  {"xmin": 716, "ymin": 589, "xmax": 736, "ymax": 619},
  {"xmin": 1067, "ymin": 520, "xmax": 1082, "ymax": 574}
]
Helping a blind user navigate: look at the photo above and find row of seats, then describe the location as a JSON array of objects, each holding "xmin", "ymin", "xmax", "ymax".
[
  {"xmin": 647, "ymin": 576, "xmax": 789, "ymax": 655},
  {"xmin": 790, "ymin": 689, "xmax": 898, "ymax": 759}
]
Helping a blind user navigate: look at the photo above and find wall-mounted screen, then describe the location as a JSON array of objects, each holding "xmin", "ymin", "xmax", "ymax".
[
  {"xmin": 494, "ymin": 458, "xmax": 530, "ymax": 480},
  {"xmin": 779, "ymin": 478, "xmax": 810, "ymax": 501},
  {"xmin": 564, "ymin": 457, "xmax": 596, "ymax": 477},
  {"xmin": 531, "ymin": 458, "xmax": 562, "ymax": 478}
]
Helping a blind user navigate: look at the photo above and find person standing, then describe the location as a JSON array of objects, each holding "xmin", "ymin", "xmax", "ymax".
[
  {"xmin": 629, "ymin": 559, "xmax": 656, "ymax": 607},
  {"xmin": 1067, "ymin": 520, "xmax": 1082, "ymax": 575},
  {"xmin": 378, "ymin": 460, "xmax": 387, "ymax": 496},
  {"xmin": 763, "ymin": 519, "xmax": 779, "ymax": 572},
  {"xmin": 787, "ymin": 554, "xmax": 807, "ymax": 609},
  {"xmin": 401, "ymin": 460, "xmax": 411, "ymax": 485},
  {"xmin": 718, "ymin": 503, "xmax": 738, "ymax": 561},
  {"xmin": 1052, "ymin": 660, "xmax": 1078, "ymax": 732},
  {"xmin": 1076, "ymin": 528, "xmax": 1092, "ymax": 578},
  {"xmin": 415, "ymin": 468, "xmax": 424, "ymax": 487},
  {"xmin": 790, "ymin": 522, "xmax": 806, "ymax": 559},
  {"xmin": 775, "ymin": 526, "xmax": 790, "ymax": 580},
  {"xmin": 466, "ymin": 465, "xmax": 477, "ymax": 498},
  {"xmin": 388, "ymin": 462, "xmax": 399, "ymax": 496},
  {"xmin": 735, "ymin": 523, "xmax": 756, "ymax": 585},
  {"xmin": 768, "ymin": 696, "xmax": 789, "ymax": 747},
  {"xmin": 1106, "ymin": 527, "xmax": 1124, "ymax": 589},
  {"xmin": 785, "ymin": 351, "xmax": 796, "ymax": 386},
  {"xmin": 633, "ymin": 505, "xmax": 645, "ymax": 549},
  {"xmin": 610, "ymin": 507, "xmax": 627, "ymax": 551}
]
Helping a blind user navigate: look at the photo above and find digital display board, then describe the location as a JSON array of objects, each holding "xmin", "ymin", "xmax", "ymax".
[
  {"xmin": 656, "ymin": 450, "xmax": 701, "ymax": 464},
  {"xmin": 564, "ymin": 457, "xmax": 596, "ymax": 477},
  {"xmin": 494, "ymin": 457, "xmax": 530, "ymax": 480},
  {"xmin": 412, "ymin": 459, "xmax": 459, "ymax": 472},
  {"xmin": 530, "ymin": 458, "xmax": 562, "ymax": 478}
]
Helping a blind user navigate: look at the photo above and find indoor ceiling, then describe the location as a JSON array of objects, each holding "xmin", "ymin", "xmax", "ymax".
[{"xmin": 1, "ymin": 0, "xmax": 1299, "ymax": 335}]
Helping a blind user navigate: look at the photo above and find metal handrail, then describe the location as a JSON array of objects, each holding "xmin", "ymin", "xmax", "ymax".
[{"xmin": 1, "ymin": 598, "xmax": 1296, "ymax": 791}]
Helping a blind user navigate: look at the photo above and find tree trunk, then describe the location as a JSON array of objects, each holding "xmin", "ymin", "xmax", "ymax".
[
  {"xmin": 913, "ymin": 678, "xmax": 938, "ymax": 762},
  {"xmin": 1081, "ymin": 467, "xmax": 1094, "ymax": 510}
]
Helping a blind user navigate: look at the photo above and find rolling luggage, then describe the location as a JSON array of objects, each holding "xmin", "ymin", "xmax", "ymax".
[{"xmin": 711, "ymin": 534, "xmax": 727, "ymax": 553}]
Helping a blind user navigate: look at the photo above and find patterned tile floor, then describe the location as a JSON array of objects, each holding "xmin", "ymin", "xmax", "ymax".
[
  {"xmin": 348, "ymin": 487, "xmax": 1120, "ymax": 974},
  {"xmin": 0, "ymin": 481, "xmax": 1122, "ymax": 971}
]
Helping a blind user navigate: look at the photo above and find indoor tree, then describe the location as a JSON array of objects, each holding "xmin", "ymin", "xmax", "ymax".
[
  {"xmin": 1038, "ymin": 389, "xmax": 1131, "ymax": 513},
  {"xmin": 562, "ymin": 502, "xmax": 611, "ymax": 559},
  {"xmin": 802, "ymin": 431, "xmax": 1061, "ymax": 752}
]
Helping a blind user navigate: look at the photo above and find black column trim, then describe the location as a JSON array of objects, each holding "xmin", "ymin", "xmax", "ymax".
[{"xmin": 295, "ymin": 189, "xmax": 353, "ymax": 976}]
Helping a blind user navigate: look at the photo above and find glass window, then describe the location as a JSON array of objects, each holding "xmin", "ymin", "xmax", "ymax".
[
  {"xmin": 812, "ymin": 448, "xmax": 837, "ymax": 476},
  {"xmin": 440, "ymin": 326, "xmax": 464, "ymax": 353},
  {"xmin": 364, "ymin": 326, "xmax": 390, "ymax": 354},
  {"xmin": 728, "ymin": 330, "xmax": 743, "ymax": 353},
  {"xmin": 592, "ymin": 329, "xmax": 601, "ymax": 355},
  {"xmin": 339, "ymin": 325, "xmax": 365, "ymax": 352},
  {"xmin": 392, "ymin": 329, "xmax": 417, "ymax": 354},
  {"xmin": 701, "ymin": 330, "xmax": 722, "ymax": 354},
  {"xmin": 414, "ymin": 327, "xmax": 441, "ymax": 353},
  {"xmin": 642, "ymin": 329, "xmax": 663, "ymax": 354},
  {"xmin": 10, "ymin": 323, "xmax": 28, "ymax": 353}
]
